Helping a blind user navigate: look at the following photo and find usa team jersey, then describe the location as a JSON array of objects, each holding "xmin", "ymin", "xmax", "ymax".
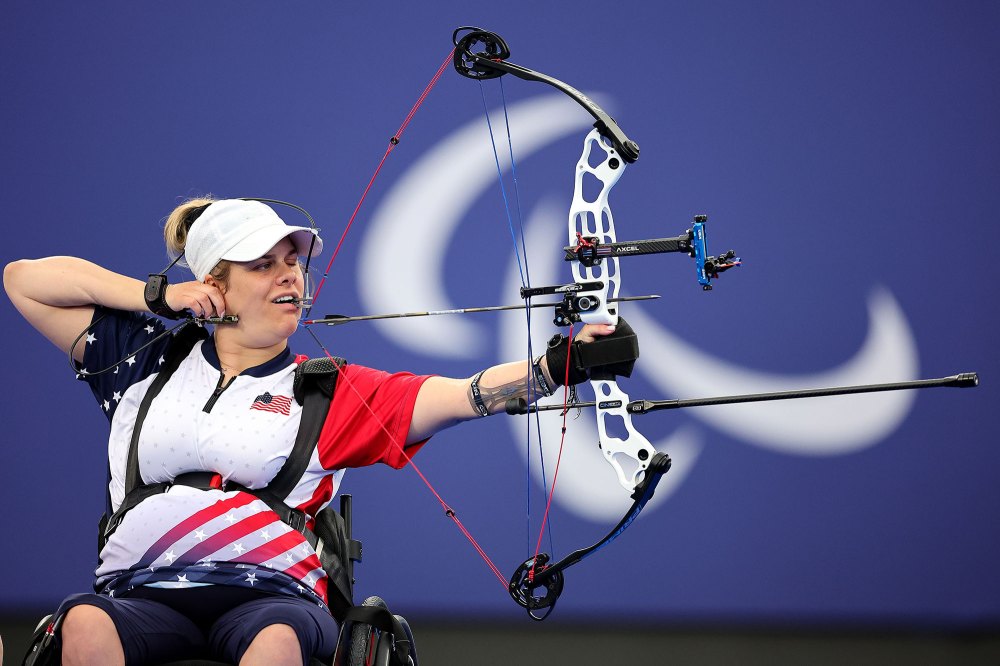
[{"xmin": 78, "ymin": 307, "xmax": 430, "ymax": 609}]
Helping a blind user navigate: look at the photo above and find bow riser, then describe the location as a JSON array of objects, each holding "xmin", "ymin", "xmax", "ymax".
[
  {"xmin": 568, "ymin": 127, "xmax": 657, "ymax": 494},
  {"xmin": 591, "ymin": 376, "xmax": 658, "ymax": 491},
  {"xmin": 570, "ymin": 128, "xmax": 626, "ymax": 328}
]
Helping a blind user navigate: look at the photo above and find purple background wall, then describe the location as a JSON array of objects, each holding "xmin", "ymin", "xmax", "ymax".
[{"xmin": 1, "ymin": 2, "xmax": 997, "ymax": 627}]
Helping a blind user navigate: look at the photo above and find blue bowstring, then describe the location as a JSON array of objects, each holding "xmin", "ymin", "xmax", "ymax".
[{"xmin": 478, "ymin": 80, "xmax": 555, "ymax": 559}]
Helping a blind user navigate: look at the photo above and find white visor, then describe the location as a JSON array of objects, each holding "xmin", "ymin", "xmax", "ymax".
[{"xmin": 185, "ymin": 199, "xmax": 323, "ymax": 281}]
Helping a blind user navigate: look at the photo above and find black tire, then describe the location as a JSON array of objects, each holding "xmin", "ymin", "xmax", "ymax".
[
  {"xmin": 392, "ymin": 614, "xmax": 417, "ymax": 666},
  {"xmin": 347, "ymin": 596, "xmax": 389, "ymax": 666},
  {"xmin": 22, "ymin": 614, "xmax": 58, "ymax": 666}
]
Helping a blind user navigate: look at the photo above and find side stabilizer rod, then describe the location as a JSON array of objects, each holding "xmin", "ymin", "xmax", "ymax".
[{"xmin": 506, "ymin": 373, "xmax": 979, "ymax": 415}]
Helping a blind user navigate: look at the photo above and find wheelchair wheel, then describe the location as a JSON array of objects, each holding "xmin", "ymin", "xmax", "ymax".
[
  {"xmin": 391, "ymin": 614, "xmax": 417, "ymax": 666},
  {"xmin": 339, "ymin": 596, "xmax": 416, "ymax": 666},
  {"xmin": 347, "ymin": 596, "xmax": 390, "ymax": 666},
  {"xmin": 22, "ymin": 614, "xmax": 59, "ymax": 666}
]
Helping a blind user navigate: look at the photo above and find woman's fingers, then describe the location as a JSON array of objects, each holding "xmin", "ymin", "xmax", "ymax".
[
  {"xmin": 164, "ymin": 282, "xmax": 226, "ymax": 317},
  {"xmin": 574, "ymin": 323, "xmax": 616, "ymax": 344}
]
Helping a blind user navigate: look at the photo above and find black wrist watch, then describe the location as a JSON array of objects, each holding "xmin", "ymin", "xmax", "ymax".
[{"xmin": 144, "ymin": 274, "xmax": 186, "ymax": 320}]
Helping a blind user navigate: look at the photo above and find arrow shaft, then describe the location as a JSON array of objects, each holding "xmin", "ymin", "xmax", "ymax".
[{"xmin": 304, "ymin": 295, "xmax": 659, "ymax": 326}]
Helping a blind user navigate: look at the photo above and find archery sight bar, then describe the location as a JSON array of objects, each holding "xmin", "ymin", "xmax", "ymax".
[
  {"xmin": 565, "ymin": 215, "xmax": 741, "ymax": 292},
  {"xmin": 518, "ymin": 216, "xmax": 740, "ymax": 326},
  {"xmin": 506, "ymin": 373, "xmax": 980, "ymax": 416}
]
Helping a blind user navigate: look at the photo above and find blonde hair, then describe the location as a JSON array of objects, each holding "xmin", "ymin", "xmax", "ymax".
[{"xmin": 163, "ymin": 196, "xmax": 231, "ymax": 285}]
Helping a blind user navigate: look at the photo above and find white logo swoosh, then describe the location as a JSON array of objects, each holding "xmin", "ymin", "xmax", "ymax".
[{"xmin": 358, "ymin": 94, "xmax": 921, "ymax": 524}]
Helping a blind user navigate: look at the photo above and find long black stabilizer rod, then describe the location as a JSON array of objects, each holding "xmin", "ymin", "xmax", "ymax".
[{"xmin": 506, "ymin": 373, "xmax": 979, "ymax": 415}]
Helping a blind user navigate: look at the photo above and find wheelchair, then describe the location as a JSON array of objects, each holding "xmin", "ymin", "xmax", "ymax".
[{"xmin": 21, "ymin": 495, "xmax": 418, "ymax": 666}]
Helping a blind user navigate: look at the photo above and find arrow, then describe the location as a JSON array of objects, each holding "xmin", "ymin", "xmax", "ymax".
[{"xmin": 303, "ymin": 294, "xmax": 660, "ymax": 326}]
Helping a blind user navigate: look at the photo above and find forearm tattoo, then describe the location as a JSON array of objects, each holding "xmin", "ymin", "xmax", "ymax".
[{"xmin": 467, "ymin": 368, "xmax": 535, "ymax": 417}]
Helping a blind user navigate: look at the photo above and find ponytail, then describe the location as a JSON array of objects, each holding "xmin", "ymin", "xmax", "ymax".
[{"xmin": 162, "ymin": 196, "xmax": 231, "ymax": 285}]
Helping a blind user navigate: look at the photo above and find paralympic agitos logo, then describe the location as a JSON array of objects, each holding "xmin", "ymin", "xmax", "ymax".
[{"xmin": 357, "ymin": 95, "xmax": 919, "ymax": 523}]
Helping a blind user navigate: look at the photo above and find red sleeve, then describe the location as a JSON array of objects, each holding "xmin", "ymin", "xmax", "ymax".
[{"xmin": 316, "ymin": 363, "xmax": 433, "ymax": 470}]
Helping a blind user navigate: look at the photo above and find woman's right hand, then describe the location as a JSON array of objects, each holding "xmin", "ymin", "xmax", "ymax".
[
  {"xmin": 164, "ymin": 281, "xmax": 227, "ymax": 319},
  {"xmin": 3, "ymin": 257, "xmax": 227, "ymax": 361}
]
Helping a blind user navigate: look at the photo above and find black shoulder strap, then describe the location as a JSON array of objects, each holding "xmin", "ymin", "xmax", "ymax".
[
  {"xmin": 264, "ymin": 356, "xmax": 345, "ymax": 501},
  {"xmin": 123, "ymin": 323, "xmax": 208, "ymax": 495}
]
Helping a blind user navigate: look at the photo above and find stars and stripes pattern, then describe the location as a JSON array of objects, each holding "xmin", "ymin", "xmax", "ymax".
[
  {"xmin": 78, "ymin": 307, "xmax": 425, "ymax": 611},
  {"xmin": 76, "ymin": 308, "xmax": 169, "ymax": 423},
  {"xmin": 251, "ymin": 392, "xmax": 292, "ymax": 416},
  {"xmin": 97, "ymin": 492, "xmax": 329, "ymax": 609},
  {"xmin": 81, "ymin": 308, "xmax": 333, "ymax": 606}
]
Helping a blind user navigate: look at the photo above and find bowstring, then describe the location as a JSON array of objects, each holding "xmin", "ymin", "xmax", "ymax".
[
  {"xmin": 531, "ymin": 324, "xmax": 574, "ymax": 577},
  {"xmin": 477, "ymin": 78, "xmax": 555, "ymax": 562},
  {"xmin": 309, "ymin": 50, "xmax": 454, "ymax": 308},
  {"xmin": 304, "ymin": 327, "xmax": 507, "ymax": 586},
  {"xmin": 300, "ymin": 47, "xmax": 509, "ymax": 591}
]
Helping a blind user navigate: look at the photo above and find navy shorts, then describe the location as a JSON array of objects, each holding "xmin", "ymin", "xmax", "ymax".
[{"xmin": 56, "ymin": 586, "xmax": 338, "ymax": 665}]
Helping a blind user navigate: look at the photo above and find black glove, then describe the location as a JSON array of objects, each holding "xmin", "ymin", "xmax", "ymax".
[
  {"xmin": 544, "ymin": 333, "xmax": 589, "ymax": 388},
  {"xmin": 545, "ymin": 317, "xmax": 640, "ymax": 386}
]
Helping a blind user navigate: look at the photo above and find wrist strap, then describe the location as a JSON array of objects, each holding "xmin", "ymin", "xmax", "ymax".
[
  {"xmin": 144, "ymin": 274, "xmax": 186, "ymax": 320},
  {"xmin": 532, "ymin": 355, "xmax": 555, "ymax": 397}
]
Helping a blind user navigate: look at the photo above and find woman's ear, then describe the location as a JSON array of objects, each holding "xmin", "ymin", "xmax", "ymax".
[{"xmin": 204, "ymin": 275, "xmax": 226, "ymax": 294}]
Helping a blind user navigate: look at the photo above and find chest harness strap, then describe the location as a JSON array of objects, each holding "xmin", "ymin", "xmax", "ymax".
[{"xmin": 98, "ymin": 323, "xmax": 360, "ymax": 617}]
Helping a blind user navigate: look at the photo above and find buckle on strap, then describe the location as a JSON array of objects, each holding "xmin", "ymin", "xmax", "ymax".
[
  {"xmin": 285, "ymin": 509, "xmax": 307, "ymax": 534},
  {"xmin": 172, "ymin": 472, "xmax": 225, "ymax": 490}
]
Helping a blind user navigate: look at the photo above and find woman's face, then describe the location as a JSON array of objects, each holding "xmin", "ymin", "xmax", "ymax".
[{"xmin": 216, "ymin": 237, "xmax": 304, "ymax": 346}]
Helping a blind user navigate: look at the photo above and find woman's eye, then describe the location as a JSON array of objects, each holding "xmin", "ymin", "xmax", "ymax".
[{"xmin": 254, "ymin": 262, "xmax": 272, "ymax": 271}]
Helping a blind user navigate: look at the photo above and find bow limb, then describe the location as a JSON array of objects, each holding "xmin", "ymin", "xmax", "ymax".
[
  {"xmin": 508, "ymin": 452, "xmax": 672, "ymax": 619},
  {"xmin": 452, "ymin": 27, "xmax": 640, "ymax": 163}
]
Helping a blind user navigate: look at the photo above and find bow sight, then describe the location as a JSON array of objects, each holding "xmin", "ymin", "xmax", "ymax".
[
  {"xmin": 565, "ymin": 214, "xmax": 742, "ymax": 293},
  {"xmin": 520, "ymin": 215, "xmax": 741, "ymax": 327}
]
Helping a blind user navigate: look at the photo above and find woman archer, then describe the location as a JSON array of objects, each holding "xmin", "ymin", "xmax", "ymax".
[{"xmin": 3, "ymin": 197, "xmax": 623, "ymax": 666}]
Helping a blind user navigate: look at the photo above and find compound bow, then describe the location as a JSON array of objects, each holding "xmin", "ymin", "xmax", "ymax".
[
  {"xmin": 450, "ymin": 26, "xmax": 742, "ymax": 618},
  {"xmin": 299, "ymin": 26, "xmax": 976, "ymax": 622}
]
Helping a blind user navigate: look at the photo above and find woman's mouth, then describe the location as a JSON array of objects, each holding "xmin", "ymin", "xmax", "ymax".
[{"xmin": 272, "ymin": 295, "xmax": 302, "ymax": 309}]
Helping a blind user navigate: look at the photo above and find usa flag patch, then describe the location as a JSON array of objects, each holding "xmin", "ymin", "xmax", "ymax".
[{"xmin": 251, "ymin": 392, "xmax": 292, "ymax": 416}]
